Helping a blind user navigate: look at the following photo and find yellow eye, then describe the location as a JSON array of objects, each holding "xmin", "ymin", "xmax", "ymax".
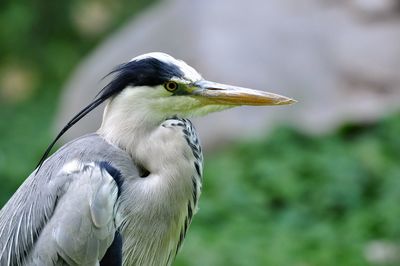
[{"xmin": 164, "ymin": 81, "xmax": 178, "ymax": 92}]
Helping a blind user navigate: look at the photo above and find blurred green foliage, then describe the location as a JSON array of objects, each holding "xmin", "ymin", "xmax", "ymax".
[
  {"xmin": 0, "ymin": 0, "xmax": 155, "ymax": 204},
  {"xmin": 175, "ymin": 116, "xmax": 400, "ymax": 266},
  {"xmin": 1, "ymin": 1, "xmax": 400, "ymax": 265}
]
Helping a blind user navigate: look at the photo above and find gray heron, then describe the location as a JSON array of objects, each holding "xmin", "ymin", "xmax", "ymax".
[{"xmin": 0, "ymin": 52, "xmax": 295, "ymax": 265}]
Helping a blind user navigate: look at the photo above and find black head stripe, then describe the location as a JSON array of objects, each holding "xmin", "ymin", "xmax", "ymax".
[{"xmin": 98, "ymin": 57, "xmax": 185, "ymax": 99}]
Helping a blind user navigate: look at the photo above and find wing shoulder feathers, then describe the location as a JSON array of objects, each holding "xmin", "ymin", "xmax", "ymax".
[
  {"xmin": 30, "ymin": 161, "xmax": 121, "ymax": 265},
  {"xmin": 0, "ymin": 134, "xmax": 129, "ymax": 265},
  {"xmin": 0, "ymin": 162, "xmax": 72, "ymax": 265}
]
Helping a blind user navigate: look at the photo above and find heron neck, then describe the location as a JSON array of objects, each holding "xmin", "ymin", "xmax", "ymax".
[{"xmin": 97, "ymin": 96, "xmax": 164, "ymax": 157}]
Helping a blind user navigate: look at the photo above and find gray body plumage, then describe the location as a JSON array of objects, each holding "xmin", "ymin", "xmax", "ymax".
[
  {"xmin": 0, "ymin": 117, "xmax": 202, "ymax": 266},
  {"xmin": 0, "ymin": 52, "xmax": 294, "ymax": 266}
]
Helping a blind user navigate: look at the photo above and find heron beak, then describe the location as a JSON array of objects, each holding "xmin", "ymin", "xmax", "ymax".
[{"xmin": 191, "ymin": 80, "xmax": 296, "ymax": 106}]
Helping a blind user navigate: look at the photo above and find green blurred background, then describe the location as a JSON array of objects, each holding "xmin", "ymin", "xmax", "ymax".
[{"xmin": 1, "ymin": 1, "xmax": 400, "ymax": 266}]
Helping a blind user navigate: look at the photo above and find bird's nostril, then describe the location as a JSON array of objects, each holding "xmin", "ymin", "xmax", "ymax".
[{"xmin": 206, "ymin": 87, "xmax": 223, "ymax": 91}]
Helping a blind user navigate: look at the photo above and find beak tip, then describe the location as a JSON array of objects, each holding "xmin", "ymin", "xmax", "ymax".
[{"xmin": 277, "ymin": 96, "xmax": 297, "ymax": 105}]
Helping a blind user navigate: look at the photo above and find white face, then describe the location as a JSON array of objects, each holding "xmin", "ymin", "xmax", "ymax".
[
  {"xmin": 113, "ymin": 52, "xmax": 230, "ymax": 119},
  {"xmin": 110, "ymin": 84, "xmax": 230, "ymax": 123}
]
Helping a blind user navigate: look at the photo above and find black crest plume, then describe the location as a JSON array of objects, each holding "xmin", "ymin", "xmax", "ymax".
[
  {"xmin": 36, "ymin": 57, "xmax": 184, "ymax": 174},
  {"xmin": 35, "ymin": 57, "xmax": 184, "ymax": 173}
]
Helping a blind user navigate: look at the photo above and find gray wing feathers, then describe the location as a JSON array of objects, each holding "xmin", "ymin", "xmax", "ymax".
[
  {"xmin": 89, "ymin": 165, "xmax": 119, "ymax": 229},
  {"xmin": 30, "ymin": 162, "xmax": 118, "ymax": 265},
  {"xmin": 0, "ymin": 134, "xmax": 136, "ymax": 265},
  {"xmin": 0, "ymin": 174, "xmax": 60, "ymax": 266}
]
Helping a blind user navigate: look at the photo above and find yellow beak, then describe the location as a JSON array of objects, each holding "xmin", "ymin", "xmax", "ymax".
[{"xmin": 191, "ymin": 80, "xmax": 296, "ymax": 106}]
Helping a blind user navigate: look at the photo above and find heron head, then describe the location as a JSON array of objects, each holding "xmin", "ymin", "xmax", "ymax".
[
  {"xmin": 36, "ymin": 52, "xmax": 296, "ymax": 170},
  {"xmin": 102, "ymin": 52, "xmax": 296, "ymax": 119}
]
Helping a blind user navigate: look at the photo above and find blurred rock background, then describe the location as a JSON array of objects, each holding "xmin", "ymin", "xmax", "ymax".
[
  {"xmin": 57, "ymin": 0, "xmax": 400, "ymax": 147},
  {"xmin": 1, "ymin": 0, "xmax": 400, "ymax": 265}
]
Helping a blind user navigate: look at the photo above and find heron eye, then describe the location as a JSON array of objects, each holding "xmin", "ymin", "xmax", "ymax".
[{"xmin": 164, "ymin": 81, "xmax": 178, "ymax": 92}]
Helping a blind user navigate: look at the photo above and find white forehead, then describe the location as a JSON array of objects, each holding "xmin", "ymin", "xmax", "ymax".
[{"xmin": 131, "ymin": 52, "xmax": 202, "ymax": 82}]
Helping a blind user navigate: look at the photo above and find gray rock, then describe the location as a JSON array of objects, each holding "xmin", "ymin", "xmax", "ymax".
[{"xmin": 56, "ymin": 0, "xmax": 400, "ymax": 150}]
